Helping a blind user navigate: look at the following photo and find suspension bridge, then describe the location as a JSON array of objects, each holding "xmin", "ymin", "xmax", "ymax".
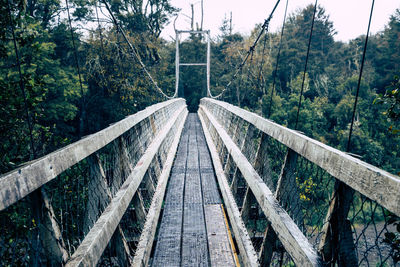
[{"xmin": 1, "ymin": 0, "xmax": 400, "ymax": 266}]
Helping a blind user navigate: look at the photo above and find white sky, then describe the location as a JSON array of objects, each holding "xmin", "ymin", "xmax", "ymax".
[{"xmin": 160, "ymin": 0, "xmax": 400, "ymax": 42}]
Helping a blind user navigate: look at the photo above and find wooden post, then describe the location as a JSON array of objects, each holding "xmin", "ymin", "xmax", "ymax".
[
  {"xmin": 240, "ymin": 127, "xmax": 259, "ymax": 236},
  {"xmin": 33, "ymin": 189, "xmax": 69, "ymax": 265},
  {"xmin": 118, "ymin": 135, "xmax": 148, "ymax": 236},
  {"xmin": 85, "ymin": 136, "xmax": 139, "ymax": 265},
  {"xmin": 241, "ymin": 186, "xmax": 256, "ymax": 223},
  {"xmin": 319, "ymin": 182, "xmax": 357, "ymax": 266},
  {"xmin": 85, "ymin": 152, "xmax": 132, "ymax": 265},
  {"xmin": 275, "ymin": 149, "xmax": 302, "ymax": 220},
  {"xmin": 259, "ymin": 148, "xmax": 303, "ymax": 266},
  {"xmin": 84, "ymin": 154, "xmax": 110, "ymax": 234},
  {"xmin": 144, "ymin": 171, "xmax": 156, "ymax": 197},
  {"xmin": 252, "ymin": 133, "xmax": 274, "ymax": 189},
  {"xmin": 230, "ymin": 169, "xmax": 239, "ymax": 196},
  {"xmin": 252, "ymin": 133, "xmax": 276, "ymax": 266},
  {"xmin": 230, "ymin": 124, "xmax": 249, "ymax": 195}
]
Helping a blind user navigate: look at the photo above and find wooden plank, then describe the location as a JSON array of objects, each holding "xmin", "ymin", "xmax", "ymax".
[
  {"xmin": 204, "ymin": 204, "xmax": 237, "ymax": 267},
  {"xmin": 198, "ymin": 110, "xmax": 259, "ymax": 267},
  {"xmin": 201, "ymin": 98, "xmax": 400, "ymax": 216},
  {"xmin": 132, "ymin": 110, "xmax": 187, "ymax": 267},
  {"xmin": 181, "ymin": 115, "xmax": 209, "ymax": 267},
  {"xmin": 65, "ymin": 105, "xmax": 187, "ymax": 267},
  {"xmin": 0, "ymin": 98, "xmax": 186, "ymax": 211},
  {"xmin": 199, "ymin": 106, "xmax": 321, "ymax": 267},
  {"xmin": 151, "ymin": 116, "xmax": 191, "ymax": 267}
]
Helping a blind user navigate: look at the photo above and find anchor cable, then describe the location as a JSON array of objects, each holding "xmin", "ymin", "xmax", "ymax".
[
  {"xmin": 347, "ymin": 0, "xmax": 375, "ymax": 152},
  {"xmin": 267, "ymin": 0, "xmax": 289, "ymax": 118},
  {"xmin": 102, "ymin": 0, "xmax": 177, "ymax": 99},
  {"xmin": 294, "ymin": 0, "xmax": 318, "ymax": 130},
  {"xmin": 210, "ymin": 0, "xmax": 281, "ymax": 99}
]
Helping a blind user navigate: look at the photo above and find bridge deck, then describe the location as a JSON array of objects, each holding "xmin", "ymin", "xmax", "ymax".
[{"xmin": 151, "ymin": 114, "xmax": 237, "ymax": 267}]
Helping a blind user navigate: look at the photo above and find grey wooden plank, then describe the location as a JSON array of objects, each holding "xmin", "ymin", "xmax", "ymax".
[
  {"xmin": 181, "ymin": 114, "xmax": 209, "ymax": 267},
  {"xmin": 182, "ymin": 203, "xmax": 209, "ymax": 267},
  {"xmin": 196, "ymin": 118, "xmax": 221, "ymax": 205},
  {"xmin": 151, "ymin": 118, "xmax": 190, "ymax": 267},
  {"xmin": 204, "ymin": 205, "xmax": 236, "ymax": 267},
  {"xmin": 201, "ymin": 172, "xmax": 221, "ymax": 205},
  {"xmin": 153, "ymin": 114, "xmax": 236, "ymax": 267}
]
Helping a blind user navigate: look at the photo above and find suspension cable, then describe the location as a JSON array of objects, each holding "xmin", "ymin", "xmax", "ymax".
[
  {"xmin": 347, "ymin": 0, "xmax": 375, "ymax": 152},
  {"xmin": 102, "ymin": 0, "xmax": 177, "ymax": 99},
  {"xmin": 256, "ymin": 31, "xmax": 269, "ymax": 90},
  {"xmin": 6, "ymin": 0, "xmax": 36, "ymax": 159},
  {"xmin": 7, "ymin": 2, "xmax": 45, "ymax": 264},
  {"xmin": 245, "ymin": 50, "xmax": 255, "ymax": 89},
  {"xmin": 94, "ymin": 1, "xmax": 105, "ymax": 58},
  {"xmin": 66, "ymin": 0, "xmax": 86, "ymax": 137},
  {"xmin": 294, "ymin": 0, "xmax": 318, "ymax": 130},
  {"xmin": 210, "ymin": 0, "xmax": 281, "ymax": 99},
  {"xmin": 267, "ymin": 0, "xmax": 289, "ymax": 118}
]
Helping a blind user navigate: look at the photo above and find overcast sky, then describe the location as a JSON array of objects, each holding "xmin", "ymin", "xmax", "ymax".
[{"xmin": 160, "ymin": 0, "xmax": 400, "ymax": 42}]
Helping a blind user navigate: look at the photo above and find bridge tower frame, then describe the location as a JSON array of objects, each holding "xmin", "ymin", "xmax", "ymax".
[{"xmin": 175, "ymin": 30, "xmax": 211, "ymax": 97}]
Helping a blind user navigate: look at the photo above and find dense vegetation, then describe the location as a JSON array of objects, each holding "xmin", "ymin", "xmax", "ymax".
[
  {"xmin": 1, "ymin": 0, "xmax": 400, "ymax": 264},
  {"xmin": 1, "ymin": 1, "xmax": 399, "ymax": 177},
  {"xmin": 212, "ymin": 5, "xmax": 400, "ymax": 175}
]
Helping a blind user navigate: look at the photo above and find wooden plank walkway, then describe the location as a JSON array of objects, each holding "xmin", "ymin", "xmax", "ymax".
[{"xmin": 151, "ymin": 114, "xmax": 237, "ymax": 267}]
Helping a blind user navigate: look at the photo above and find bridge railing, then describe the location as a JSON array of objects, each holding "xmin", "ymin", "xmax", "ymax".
[
  {"xmin": 199, "ymin": 97, "xmax": 400, "ymax": 267},
  {"xmin": 0, "ymin": 99, "xmax": 188, "ymax": 266}
]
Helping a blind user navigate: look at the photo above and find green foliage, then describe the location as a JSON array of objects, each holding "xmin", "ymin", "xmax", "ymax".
[
  {"xmin": 383, "ymin": 213, "xmax": 400, "ymax": 265},
  {"xmin": 211, "ymin": 5, "xmax": 400, "ymax": 176},
  {"xmin": 375, "ymin": 76, "xmax": 400, "ymax": 134},
  {"xmin": 0, "ymin": 0, "xmax": 400, "ymax": 264}
]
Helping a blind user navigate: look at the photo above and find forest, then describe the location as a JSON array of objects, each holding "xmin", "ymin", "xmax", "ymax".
[
  {"xmin": 1, "ymin": 0, "xmax": 399, "ymax": 177},
  {"xmin": 1, "ymin": 0, "xmax": 400, "ymax": 265}
]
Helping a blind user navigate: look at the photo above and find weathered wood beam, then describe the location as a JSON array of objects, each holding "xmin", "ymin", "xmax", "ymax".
[
  {"xmin": 199, "ymin": 105, "xmax": 321, "ymax": 267},
  {"xmin": 84, "ymin": 154, "xmax": 110, "ymax": 234},
  {"xmin": 252, "ymin": 133, "xmax": 276, "ymax": 266},
  {"xmin": 198, "ymin": 110, "xmax": 259, "ymax": 267},
  {"xmin": 241, "ymin": 186, "xmax": 256, "ymax": 224},
  {"xmin": 230, "ymin": 124, "xmax": 250, "ymax": 197},
  {"xmin": 0, "ymin": 99, "xmax": 185, "ymax": 211},
  {"xmin": 65, "ymin": 105, "xmax": 187, "ymax": 267},
  {"xmin": 84, "ymin": 153, "xmax": 132, "ymax": 265},
  {"xmin": 132, "ymin": 192, "xmax": 147, "ymax": 226},
  {"xmin": 117, "ymin": 137, "xmax": 148, "ymax": 228},
  {"xmin": 259, "ymin": 149, "xmax": 302, "ymax": 266},
  {"xmin": 40, "ymin": 188, "xmax": 70, "ymax": 264},
  {"xmin": 201, "ymin": 98, "xmax": 400, "ymax": 217},
  {"xmin": 318, "ymin": 182, "xmax": 358, "ymax": 266},
  {"xmin": 133, "ymin": 110, "xmax": 187, "ymax": 267}
]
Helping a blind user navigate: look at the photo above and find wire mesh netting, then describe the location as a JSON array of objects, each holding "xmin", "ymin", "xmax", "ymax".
[
  {"xmin": 201, "ymin": 99, "xmax": 400, "ymax": 267},
  {"xmin": 0, "ymin": 100, "xmax": 183, "ymax": 266}
]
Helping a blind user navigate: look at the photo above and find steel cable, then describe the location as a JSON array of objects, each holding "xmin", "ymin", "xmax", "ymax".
[
  {"xmin": 102, "ymin": 0, "xmax": 177, "ymax": 99},
  {"xmin": 210, "ymin": 0, "xmax": 281, "ymax": 99},
  {"xmin": 267, "ymin": 0, "xmax": 289, "ymax": 118},
  {"xmin": 294, "ymin": 0, "xmax": 318, "ymax": 130}
]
